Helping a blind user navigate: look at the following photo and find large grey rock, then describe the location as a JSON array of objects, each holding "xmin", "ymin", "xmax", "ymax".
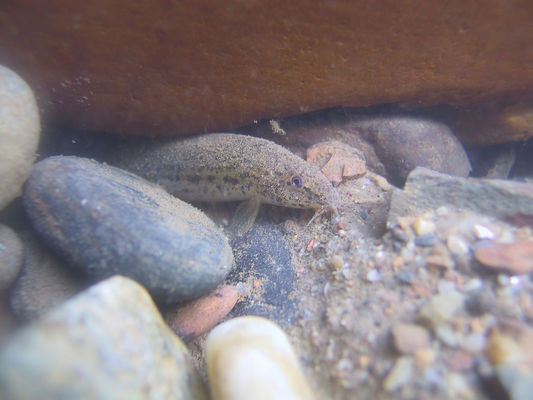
[
  {"xmin": 350, "ymin": 116, "xmax": 471, "ymax": 185},
  {"xmin": 23, "ymin": 156, "xmax": 233, "ymax": 304},
  {"xmin": 0, "ymin": 65, "xmax": 40, "ymax": 210},
  {"xmin": 388, "ymin": 167, "xmax": 533, "ymax": 226},
  {"xmin": 0, "ymin": 276, "xmax": 208, "ymax": 400}
]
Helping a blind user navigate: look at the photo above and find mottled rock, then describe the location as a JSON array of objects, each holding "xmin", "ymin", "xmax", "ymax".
[
  {"xmin": 205, "ymin": 316, "xmax": 313, "ymax": 400},
  {"xmin": 388, "ymin": 167, "xmax": 533, "ymax": 227},
  {"xmin": 474, "ymin": 241, "xmax": 533, "ymax": 275},
  {"xmin": 23, "ymin": 156, "xmax": 233, "ymax": 304},
  {"xmin": 0, "ymin": 224, "xmax": 23, "ymax": 291},
  {"xmin": 0, "ymin": 65, "xmax": 40, "ymax": 210},
  {"xmin": 391, "ymin": 323, "xmax": 431, "ymax": 354},
  {"xmin": 165, "ymin": 285, "xmax": 239, "ymax": 342},
  {"xmin": 306, "ymin": 141, "xmax": 366, "ymax": 184},
  {"xmin": 9, "ymin": 232, "xmax": 84, "ymax": 321},
  {"xmin": 350, "ymin": 116, "xmax": 471, "ymax": 185},
  {"xmin": 0, "ymin": 276, "xmax": 208, "ymax": 399},
  {"xmin": 2, "ymin": 3, "xmax": 533, "ymax": 138}
]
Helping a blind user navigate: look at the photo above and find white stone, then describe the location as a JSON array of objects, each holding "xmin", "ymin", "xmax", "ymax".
[{"xmin": 206, "ymin": 316, "xmax": 314, "ymax": 400}]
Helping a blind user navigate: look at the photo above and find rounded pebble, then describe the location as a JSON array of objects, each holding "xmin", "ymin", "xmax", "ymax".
[
  {"xmin": 165, "ymin": 285, "xmax": 239, "ymax": 342},
  {"xmin": 0, "ymin": 224, "xmax": 23, "ymax": 291},
  {"xmin": 0, "ymin": 65, "xmax": 40, "ymax": 210},
  {"xmin": 391, "ymin": 323, "xmax": 431, "ymax": 354},
  {"xmin": 23, "ymin": 156, "xmax": 234, "ymax": 304},
  {"xmin": 474, "ymin": 241, "xmax": 533, "ymax": 275},
  {"xmin": 205, "ymin": 316, "xmax": 314, "ymax": 400},
  {"xmin": 0, "ymin": 276, "xmax": 208, "ymax": 399}
]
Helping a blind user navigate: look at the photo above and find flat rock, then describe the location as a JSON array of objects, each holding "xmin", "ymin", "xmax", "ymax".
[
  {"xmin": 0, "ymin": 65, "xmax": 40, "ymax": 210},
  {"xmin": 0, "ymin": 276, "xmax": 208, "ymax": 399},
  {"xmin": 0, "ymin": 224, "xmax": 23, "ymax": 291},
  {"xmin": 388, "ymin": 167, "xmax": 533, "ymax": 226},
  {"xmin": 2, "ymin": 3, "xmax": 533, "ymax": 140},
  {"xmin": 23, "ymin": 156, "xmax": 233, "ymax": 304},
  {"xmin": 9, "ymin": 232, "xmax": 84, "ymax": 322}
]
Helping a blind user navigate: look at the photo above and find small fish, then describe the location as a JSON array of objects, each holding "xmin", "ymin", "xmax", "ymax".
[{"xmin": 117, "ymin": 133, "xmax": 339, "ymax": 235}]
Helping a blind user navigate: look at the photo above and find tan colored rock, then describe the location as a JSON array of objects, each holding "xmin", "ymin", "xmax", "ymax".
[
  {"xmin": 391, "ymin": 323, "xmax": 431, "ymax": 355},
  {"xmin": 0, "ymin": 65, "xmax": 40, "ymax": 209},
  {"xmin": 1, "ymin": 2, "xmax": 533, "ymax": 138}
]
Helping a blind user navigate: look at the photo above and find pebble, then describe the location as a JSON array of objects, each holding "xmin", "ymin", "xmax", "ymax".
[
  {"xmin": 23, "ymin": 156, "xmax": 233, "ymax": 304},
  {"xmin": 205, "ymin": 316, "xmax": 314, "ymax": 400},
  {"xmin": 383, "ymin": 356, "xmax": 414, "ymax": 392},
  {"xmin": 0, "ymin": 224, "xmax": 23, "ymax": 291},
  {"xmin": 446, "ymin": 234, "xmax": 470, "ymax": 255},
  {"xmin": 165, "ymin": 285, "xmax": 239, "ymax": 342},
  {"xmin": 391, "ymin": 323, "xmax": 431, "ymax": 354},
  {"xmin": 388, "ymin": 167, "xmax": 533, "ymax": 227},
  {"xmin": 0, "ymin": 65, "xmax": 40, "ymax": 210},
  {"xmin": 412, "ymin": 217, "xmax": 436, "ymax": 235},
  {"xmin": 435, "ymin": 325, "xmax": 460, "ymax": 348},
  {"xmin": 0, "ymin": 276, "xmax": 208, "ymax": 399},
  {"xmin": 350, "ymin": 116, "xmax": 471, "ymax": 185},
  {"xmin": 9, "ymin": 232, "xmax": 83, "ymax": 321},
  {"xmin": 474, "ymin": 241, "xmax": 533, "ymax": 275},
  {"xmin": 366, "ymin": 269, "xmax": 382, "ymax": 282},
  {"xmin": 418, "ymin": 290, "xmax": 465, "ymax": 328},
  {"xmin": 414, "ymin": 234, "xmax": 438, "ymax": 247},
  {"xmin": 306, "ymin": 140, "xmax": 366, "ymax": 184}
]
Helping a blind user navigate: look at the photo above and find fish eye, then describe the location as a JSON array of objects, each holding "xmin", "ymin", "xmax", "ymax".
[{"xmin": 290, "ymin": 175, "xmax": 303, "ymax": 188}]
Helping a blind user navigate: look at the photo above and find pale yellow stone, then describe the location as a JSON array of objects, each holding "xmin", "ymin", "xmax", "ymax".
[
  {"xmin": 206, "ymin": 316, "xmax": 314, "ymax": 400},
  {"xmin": 413, "ymin": 217, "xmax": 436, "ymax": 235}
]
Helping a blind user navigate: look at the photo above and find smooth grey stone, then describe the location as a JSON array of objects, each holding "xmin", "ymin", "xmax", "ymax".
[
  {"xmin": 350, "ymin": 116, "xmax": 471, "ymax": 185},
  {"xmin": 23, "ymin": 156, "xmax": 233, "ymax": 304},
  {"xmin": 388, "ymin": 167, "xmax": 533, "ymax": 226},
  {"xmin": 0, "ymin": 224, "xmax": 23, "ymax": 291},
  {"xmin": 9, "ymin": 232, "xmax": 84, "ymax": 321},
  {"xmin": 0, "ymin": 276, "xmax": 208, "ymax": 400}
]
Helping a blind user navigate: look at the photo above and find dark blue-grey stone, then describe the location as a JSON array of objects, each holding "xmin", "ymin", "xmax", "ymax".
[
  {"xmin": 23, "ymin": 156, "xmax": 233, "ymax": 304},
  {"xmin": 228, "ymin": 222, "xmax": 296, "ymax": 326}
]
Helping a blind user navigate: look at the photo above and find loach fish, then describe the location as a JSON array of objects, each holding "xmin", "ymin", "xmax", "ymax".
[{"xmin": 117, "ymin": 133, "xmax": 339, "ymax": 235}]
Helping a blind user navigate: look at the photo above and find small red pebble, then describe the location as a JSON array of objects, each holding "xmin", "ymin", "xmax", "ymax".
[
  {"xmin": 253, "ymin": 280, "xmax": 262, "ymax": 288},
  {"xmin": 306, "ymin": 238, "xmax": 316, "ymax": 251},
  {"xmin": 475, "ymin": 240, "xmax": 533, "ymax": 275},
  {"xmin": 165, "ymin": 285, "xmax": 239, "ymax": 342}
]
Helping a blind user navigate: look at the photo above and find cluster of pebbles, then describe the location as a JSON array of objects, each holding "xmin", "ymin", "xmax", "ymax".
[{"xmin": 1, "ymin": 63, "xmax": 533, "ymax": 400}]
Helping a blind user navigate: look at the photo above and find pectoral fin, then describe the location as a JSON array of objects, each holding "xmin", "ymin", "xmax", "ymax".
[{"xmin": 230, "ymin": 198, "xmax": 261, "ymax": 237}]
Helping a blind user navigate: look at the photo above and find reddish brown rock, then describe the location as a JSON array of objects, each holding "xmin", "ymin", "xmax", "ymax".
[
  {"xmin": 306, "ymin": 141, "xmax": 366, "ymax": 184},
  {"xmin": 1, "ymin": 2, "xmax": 533, "ymax": 137},
  {"xmin": 474, "ymin": 241, "xmax": 533, "ymax": 275},
  {"xmin": 165, "ymin": 285, "xmax": 239, "ymax": 342}
]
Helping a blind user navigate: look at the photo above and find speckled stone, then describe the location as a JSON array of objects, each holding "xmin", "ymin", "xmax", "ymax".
[
  {"xmin": 23, "ymin": 156, "xmax": 234, "ymax": 304},
  {"xmin": 0, "ymin": 65, "xmax": 40, "ymax": 210},
  {"xmin": 206, "ymin": 316, "xmax": 314, "ymax": 400},
  {"xmin": 0, "ymin": 224, "xmax": 23, "ymax": 291},
  {"xmin": 0, "ymin": 276, "xmax": 208, "ymax": 399}
]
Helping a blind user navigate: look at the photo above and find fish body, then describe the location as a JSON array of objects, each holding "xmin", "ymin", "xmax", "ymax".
[{"xmin": 118, "ymin": 133, "xmax": 339, "ymax": 233}]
